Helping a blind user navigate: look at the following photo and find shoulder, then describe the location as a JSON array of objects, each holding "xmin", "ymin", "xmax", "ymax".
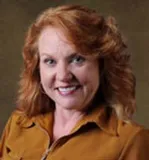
[
  {"xmin": 117, "ymin": 119, "xmax": 149, "ymax": 145},
  {"xmin": 117, "ymin": 119, "xmax": 149, "ymax": 139},
  {"xmin": 117, "ymin": 120, "xmax": 149, "ymax": 159},
  {"xmin": 3, "ymin": 111, "xmax": 34, "ymax": 133}
]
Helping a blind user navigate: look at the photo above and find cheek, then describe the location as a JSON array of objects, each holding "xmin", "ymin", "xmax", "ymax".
[
  {"xmin": 92, "ymin": 66, "xmax": 100, "ymax": 87},
  {"xmin": 76, "ymin": 64, "xmax": 100, "ymax": 86},
  {"xmin": 40, "ymin": 67, "xmax": 46, "ymax": 82},
  {"xmin": 40, "ymin": 67, "xmax": 52, "ymax": 87},
  {"xmin": 86, "ymin": 68, "xmax": 100, "ymax": 93}
]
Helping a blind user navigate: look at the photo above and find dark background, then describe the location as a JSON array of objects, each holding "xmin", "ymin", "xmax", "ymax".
[{"xmin": 0, "ymin": 0, "xmax": 149, "ymax": 134}]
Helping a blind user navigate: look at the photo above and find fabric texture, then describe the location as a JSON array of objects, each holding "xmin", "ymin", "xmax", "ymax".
[{"xmin": 0, "ymin": 105, "xmax": 149, "ymax": 160}]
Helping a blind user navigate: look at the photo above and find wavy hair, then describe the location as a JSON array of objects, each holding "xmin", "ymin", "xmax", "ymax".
[{"xmin": 16, "ymin": 5, "xmax": 136, "ymax": 120}]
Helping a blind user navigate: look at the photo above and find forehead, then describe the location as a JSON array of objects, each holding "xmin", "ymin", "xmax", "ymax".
[
  {"xmin": 38, "ymin": 27, "xmax": 75, "ymax": 55},
  {"xmin": 39, "ymin": 27, "xmax": 68, "ymax": 44}
]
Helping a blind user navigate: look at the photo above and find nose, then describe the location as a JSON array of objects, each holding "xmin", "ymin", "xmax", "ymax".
[{"xmin": 56, "ymin": 62, "xmax": 73, "ymax": 82}]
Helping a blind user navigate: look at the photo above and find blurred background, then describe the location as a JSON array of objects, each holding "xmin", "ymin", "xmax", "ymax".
[{"xmin": 0, "ymin": 0, "xmax": 149, "ymax": 134}]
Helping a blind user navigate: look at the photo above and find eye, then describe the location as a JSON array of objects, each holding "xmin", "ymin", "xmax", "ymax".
[
  {"xmin": 71, "ymin": 55, "xmax": 85, "ymax": 64},
  {"xmin": 43, "ymin": 58, "xmax": 56, "ymax": 66}
]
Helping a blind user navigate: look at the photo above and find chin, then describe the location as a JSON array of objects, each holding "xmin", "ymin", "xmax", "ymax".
[{"xmin": 56, "ymin": 100, "xmax": 84, "ymax": 110}]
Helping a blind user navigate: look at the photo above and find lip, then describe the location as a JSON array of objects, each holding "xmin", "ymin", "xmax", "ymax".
[
  {"xmin": 56, "ymin": 85, "xmax": 81, "ymax": 96},
  {"xmin": 55, "ymin": 84, "xmax": 81, "ymax": 89}
]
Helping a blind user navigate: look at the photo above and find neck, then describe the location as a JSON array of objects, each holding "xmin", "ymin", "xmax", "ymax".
[{"xmin": 53, "ymin": 106, "xmax": 84, "ymax": 141}]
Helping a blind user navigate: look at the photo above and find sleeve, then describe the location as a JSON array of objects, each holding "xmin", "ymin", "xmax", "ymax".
[
  {"xmin": 120, "ymin": 129, "xmax": 149, "ymax": 160},
  {"xmin": 0, "ymin": 115, "xmax": 13, "ymax": 158}
]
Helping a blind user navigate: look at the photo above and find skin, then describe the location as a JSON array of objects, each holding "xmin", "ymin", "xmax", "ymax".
[{"xmin": 38, "ymin": 26, "xmax": 100, "ymax": 140}]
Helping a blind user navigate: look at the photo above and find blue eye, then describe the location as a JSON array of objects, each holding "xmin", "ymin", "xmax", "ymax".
[
  {"xmin": 44, "ymin": 58, "xmax": 56, "ymax": 66},
  {"xmin": 72, "ymin": 55, "xmax": 85, "ymax": 64}
]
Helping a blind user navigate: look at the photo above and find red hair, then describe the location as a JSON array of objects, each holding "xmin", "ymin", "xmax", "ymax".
[{"xmin": 16, "ymin": 5, "xmax": 136, "ymax": 120}]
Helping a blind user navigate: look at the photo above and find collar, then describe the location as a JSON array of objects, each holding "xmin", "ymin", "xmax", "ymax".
[
  {"xmin": 16, "ymin": 111, "xmax": 53, "ymax": 128},
  {"xmin": 16, "ymin": 104, "xmax": 118, "ymax": 136},
  {"xmin": 70, "ymin": 104, "xmax": 118, "ymax": 136}
]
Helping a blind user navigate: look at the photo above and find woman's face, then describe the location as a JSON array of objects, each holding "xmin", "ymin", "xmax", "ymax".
[{"xmin": 38, "ymin": 27, "xmax": 100, "ymax": 111}]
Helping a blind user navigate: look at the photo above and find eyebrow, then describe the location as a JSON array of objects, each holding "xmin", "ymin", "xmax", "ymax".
[
  {"xmin": 67, "ymin": 53, "xmax": 79, "ymax": 59},
  {"xmin": 40, "ymin": 53, "xmax": 53, "ymax": 57},
  {"xmin": 40, "ymin": 52, "xmax": 80, "ymax": 59}
]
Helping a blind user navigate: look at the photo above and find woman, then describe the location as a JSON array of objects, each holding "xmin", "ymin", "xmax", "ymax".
[{"xmin": 0, "ymin": 4, "xmax": 149, "ymax": 160}]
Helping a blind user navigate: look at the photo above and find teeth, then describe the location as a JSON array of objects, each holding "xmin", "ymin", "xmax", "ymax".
[{"xmin": 58, "ymin": 86, "xmax": 77, "ymax": 92}]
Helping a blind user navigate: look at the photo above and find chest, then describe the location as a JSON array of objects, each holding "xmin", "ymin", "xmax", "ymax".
[
  {"xmin": 47, "ymin": 130, "xmax": 122, "ymax": 160},
  {"xmin": 3, "ymin": 125, "xmax": 123, "ymax": 160}
]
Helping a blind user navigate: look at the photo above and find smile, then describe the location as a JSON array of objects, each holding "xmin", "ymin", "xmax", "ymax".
[{"xmin": 57, "ymin": 86, "xmax": 80, "ymax": 96}]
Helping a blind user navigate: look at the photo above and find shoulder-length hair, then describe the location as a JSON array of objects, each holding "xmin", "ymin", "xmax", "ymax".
[{"xmin": 16, "ymin": 5, "xmax": 136, "ymax": 120}]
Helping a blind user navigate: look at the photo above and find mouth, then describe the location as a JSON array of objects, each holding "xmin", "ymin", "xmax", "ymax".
[{"xmin": 56, "ymin": 85, "xmax": 81, "ymax": 96}]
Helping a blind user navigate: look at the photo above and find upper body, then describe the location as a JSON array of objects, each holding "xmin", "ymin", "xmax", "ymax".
[
  {"xmin": 0, "ymin": 105, "xmax": 149, "ymax": 160},
  {"xmin": 1, "ymin": 4, "xmax": 149, "ymax": 160}
]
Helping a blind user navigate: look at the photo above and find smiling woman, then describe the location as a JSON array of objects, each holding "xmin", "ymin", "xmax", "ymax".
[
  {"xmin": 0, "ymin": 4, "xmax": 149, "ymax": 160},
  {"xmin": 38, "ymin": 27, "xmax": 100, "ymax": 113}
]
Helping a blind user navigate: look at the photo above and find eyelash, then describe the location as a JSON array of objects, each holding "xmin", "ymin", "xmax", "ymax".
[
  {"xmin": 42, "ymin": 55, "xmax": 85, "ymax": 66},
  {"xmin": 43, "ymin": 58, "xmax": 56, "ymax": 65},
  {"xmin": 71, "ymin": 55, "xmax": 85, "ymax": 64}
]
